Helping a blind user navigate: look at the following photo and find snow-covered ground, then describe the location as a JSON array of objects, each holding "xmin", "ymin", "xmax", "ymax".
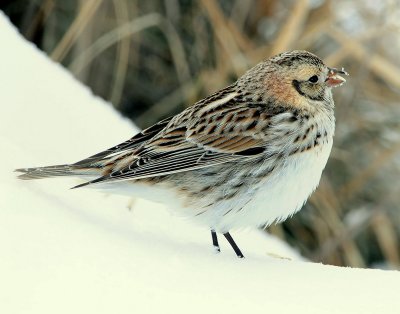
[{"xmin": 0, "ymin": 12, "xmax": 399, "ymax": 314}]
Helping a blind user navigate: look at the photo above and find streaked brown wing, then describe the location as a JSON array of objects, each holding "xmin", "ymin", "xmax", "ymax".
[{"xmin": 73, "ymin": 93, "xmax": 273, "ymax": 188}]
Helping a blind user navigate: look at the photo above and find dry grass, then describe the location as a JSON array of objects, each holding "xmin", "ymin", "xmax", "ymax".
[{"xmin": 3, "ymin": 0, "xmax": 400, "ymax": 268}]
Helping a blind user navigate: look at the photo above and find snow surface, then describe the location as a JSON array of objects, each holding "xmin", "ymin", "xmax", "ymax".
[{"xmin": 0, "ymin": 12, "xmax": 399, "ymax": 314}]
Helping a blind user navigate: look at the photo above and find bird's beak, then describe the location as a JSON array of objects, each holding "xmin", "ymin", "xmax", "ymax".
[{"xmin": 325, "ymin": 67, "xmax": 348, "ymax": 87}]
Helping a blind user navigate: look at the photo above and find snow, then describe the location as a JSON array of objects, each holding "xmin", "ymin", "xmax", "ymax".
[{"xmin": 0, "ymin": 11, "xmax": 399, "ymax": 314}]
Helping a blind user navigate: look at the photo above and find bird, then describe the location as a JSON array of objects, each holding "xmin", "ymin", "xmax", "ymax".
[{"xmin": 16, "ymin": 50, "xmax": 348, "ymax": 258}]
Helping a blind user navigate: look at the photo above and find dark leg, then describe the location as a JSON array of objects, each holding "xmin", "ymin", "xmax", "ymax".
[
  {"xmin": 211, "ymin": 230, "xmax": 220, "ymax": 252},
  {"xmin": 223, "ymin": 232, "xmax": 244, "ymax": 258}
]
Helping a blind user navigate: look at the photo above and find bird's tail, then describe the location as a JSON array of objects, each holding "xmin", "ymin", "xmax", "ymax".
[{"xmin": 15, "ymin": 164, "xmax": 94, "ymax": 180}]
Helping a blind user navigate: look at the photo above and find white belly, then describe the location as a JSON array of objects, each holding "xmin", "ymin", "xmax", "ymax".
[{"xmin": 209, "ymin": 140, "xmax": 333, "ymax": 232}]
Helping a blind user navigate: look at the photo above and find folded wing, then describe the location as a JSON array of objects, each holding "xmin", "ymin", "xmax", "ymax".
[{"xmin": 73, "ymin": 96, "xmax": 272, "ymax": 188}]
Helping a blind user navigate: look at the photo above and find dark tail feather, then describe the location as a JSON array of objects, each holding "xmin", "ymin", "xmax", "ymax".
[
  {"xmin": 70, "ymin": 176, "xmax": 108, "ymax": 189},
  {"xmin": 15, "ymin": 164, "xmax": 85, "ymax": 180}
]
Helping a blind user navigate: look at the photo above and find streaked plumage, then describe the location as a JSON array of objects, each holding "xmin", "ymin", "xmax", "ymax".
[{"xmin": 16, "ymin": 50, "xmax": 348, "ymax": 257}]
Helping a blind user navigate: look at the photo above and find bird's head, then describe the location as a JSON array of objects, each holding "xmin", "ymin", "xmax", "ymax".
[{"xmin": 237, "ymin": 50, "xmax": 348, "ymax": 110}]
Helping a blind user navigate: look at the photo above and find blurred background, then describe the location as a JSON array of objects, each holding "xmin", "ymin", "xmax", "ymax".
[{"xmin": 2, "ymin": 0, "xmax": 399, "ymax": 269}]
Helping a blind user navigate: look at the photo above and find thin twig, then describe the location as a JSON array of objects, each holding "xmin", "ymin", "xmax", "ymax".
[
  {"xmin": 110, "ymin": 0, "xmax": 131, "ymax": 107},
  {"xmin": 270, "ymin": 0, "xmax": 310, "ymax": 55},
  {"xmin": 69, "ymin": 13, "xmax": 163, "ymax": 75},
  {"xmin": 329, "ymin": 27, "xmax": 400, "ymax": 89},
  {"xmin": 200, "ymin": 0, "xmax": 248, "ymax": 74},
  {"xmin": 51, "ymin": 0, "xmax": 102, "ymax": 62}
]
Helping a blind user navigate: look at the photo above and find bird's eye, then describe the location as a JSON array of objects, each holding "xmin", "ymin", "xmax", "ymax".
[{"xmin": 308, "ymin": 75, "xmax": 319, "ymax": 84}]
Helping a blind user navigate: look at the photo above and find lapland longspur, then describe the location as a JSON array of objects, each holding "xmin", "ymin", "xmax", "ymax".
[{"xmin": 16, "ymin": 50, "xmax": 348, "ymax": 258}]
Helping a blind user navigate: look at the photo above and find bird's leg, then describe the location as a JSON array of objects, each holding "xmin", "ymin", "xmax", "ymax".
[
  {"xmin": 223, "ymin": 232, "xmax": 244, "ymax": 258},
  {"xmin": 211, "ymin": 230, "xmax": 220, "ymax": 253}
]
